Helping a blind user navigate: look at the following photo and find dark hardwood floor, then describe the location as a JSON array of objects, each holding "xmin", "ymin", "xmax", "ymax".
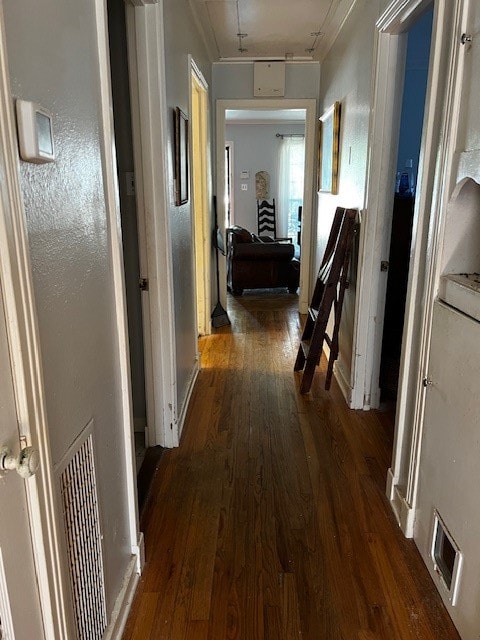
[{"xmin": 122, "ymin": 291, "xmax": 460, "ymax": 639}]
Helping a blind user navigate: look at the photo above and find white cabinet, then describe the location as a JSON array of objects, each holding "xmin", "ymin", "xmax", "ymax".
[{"xmin": 415, "ymin": 300, "xmax": 480, "ymax": 639}]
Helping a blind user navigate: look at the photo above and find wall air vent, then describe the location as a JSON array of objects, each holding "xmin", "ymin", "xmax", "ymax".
[
  {"xmin": 431, "ymin": 510, "xmax": 463, "ymax": 606},
  {"xmin": 58, "ymin": 426, "xmax": 107, "ymax": 639}
]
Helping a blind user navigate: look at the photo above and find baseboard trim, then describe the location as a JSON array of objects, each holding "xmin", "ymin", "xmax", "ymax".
[
  {"xmin": 387, "ymin": 468, "xmax": 414, "ymax": 538},
  {"xmin": 333, "ymin": 361, "xmax": 352, "ymax": 406},
  {"xmin": 103, "ymin": 535, "xmax": 143, "ymax": 640},
  {"xmin": 176, "ymin": 360, "xmax": 200, "ymax": 440}
]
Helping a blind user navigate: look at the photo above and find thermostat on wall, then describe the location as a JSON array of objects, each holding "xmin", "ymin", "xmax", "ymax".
[{"xmin": 16, "ymin": 99, "xmax": 55, "ymax": 163}]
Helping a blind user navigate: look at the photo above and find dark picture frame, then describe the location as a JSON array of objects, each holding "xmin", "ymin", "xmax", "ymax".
[
  {"xmin": 174, "ymin": 107, "xmax": 189, "ymax": 205},
  {"xmin": 317, "ymin": 101, "xmax": 341, "ymax": 194}
]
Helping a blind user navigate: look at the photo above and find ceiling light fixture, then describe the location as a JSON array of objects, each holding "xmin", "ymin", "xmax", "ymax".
[
  {"xmin": 237, "ymin": 33, "xmax": 248, "ymax": 53},
  {"xmin": 306, "ymin": 30, "xmax": 324, "ymax": 56},
  {"xmin": 236, "ymin": 1, "xmax": 248, "ymax": 53}
]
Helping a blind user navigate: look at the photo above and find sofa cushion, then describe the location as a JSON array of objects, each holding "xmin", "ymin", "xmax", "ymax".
[{"xmin": 230, "ymin": 226, "xmax": 253, "ymax": 243}]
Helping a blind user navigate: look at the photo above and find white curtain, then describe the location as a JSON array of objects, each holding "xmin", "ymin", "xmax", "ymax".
[{"xmin": 277, "ymin": 137, "xmax": 305, "ymax": 245}]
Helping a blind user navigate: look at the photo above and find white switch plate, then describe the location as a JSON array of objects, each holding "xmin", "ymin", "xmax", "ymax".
[{"xmin": 241, "ymin": 183, "xmax": 248, "ymax": 191}]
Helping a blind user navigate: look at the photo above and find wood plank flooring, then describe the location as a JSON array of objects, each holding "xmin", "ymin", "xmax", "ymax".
[{"xmin": 122, "ymin": 292, "xmax": 460, "ymax": 640}]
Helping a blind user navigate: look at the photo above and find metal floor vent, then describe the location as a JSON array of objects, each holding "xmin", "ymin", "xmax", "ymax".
[
  {"xmin": 431, "ymin": 510, "xmax": 463, "ymax": 606},
  {"xmin": 60, "ymin": 432, "xmax": 107, "ymax": 639}
]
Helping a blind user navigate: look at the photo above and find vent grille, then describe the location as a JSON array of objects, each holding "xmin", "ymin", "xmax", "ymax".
[{"xmin": 60, "ymin": 433, "xmax": 106, "ymax": 639}]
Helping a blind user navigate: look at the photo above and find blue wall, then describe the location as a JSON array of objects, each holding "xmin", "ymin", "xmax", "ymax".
[{"xmin": 396, "ymin": 5, "xmax": 434, "ymax": 188}]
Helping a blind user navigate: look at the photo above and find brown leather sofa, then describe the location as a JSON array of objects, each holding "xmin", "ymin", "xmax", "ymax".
[{"xmin": 226, "ymin": 226, "xmax": 300, "ymax": 295}]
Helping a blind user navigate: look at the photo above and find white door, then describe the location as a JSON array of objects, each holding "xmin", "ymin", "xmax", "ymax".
[{"xmin": 0, "ymin": 279, "xmax": 44, "ymax": 639}]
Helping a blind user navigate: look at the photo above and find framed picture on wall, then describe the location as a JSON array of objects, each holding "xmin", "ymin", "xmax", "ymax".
[
  {"xmin": 174, "ymin": 107, "xmax": 189, "ymax": 206},
  {"xmin": 317, "ymin": 101, "xmax": 341, "ymax": 194}
]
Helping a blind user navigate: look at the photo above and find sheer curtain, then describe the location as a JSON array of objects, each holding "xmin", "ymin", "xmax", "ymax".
[{"xmin": 278, "ymin": 137, "xmax": 305, "ymax": 253}]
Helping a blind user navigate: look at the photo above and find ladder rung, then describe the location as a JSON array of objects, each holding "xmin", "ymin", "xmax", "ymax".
[
  {"xmin": 324, "ymin": 333, "xmax": 332, "ymax": 348},
  {"xmin": 308, "ymin": 307, "xmax": 318, "ymax": 322}
]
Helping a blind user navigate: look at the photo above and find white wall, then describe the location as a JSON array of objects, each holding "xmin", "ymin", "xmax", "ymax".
[
  {"xmin": 213, "ymin": 62, "xmax": 320, "ymax": 101},
  {"xmin": 226, "ymin": 123, "xmax": 305, "ymax": 231},
  {"xmin": 315, "ymin": 0, "xmax": 388, "ymax": 392},
  {"xmin": 162, "ymin": 0, "xmax": 213, "ymax": 414},
  {"xmin": 2, "ymin": 0, "xmax": 132, "ymax": 619}
]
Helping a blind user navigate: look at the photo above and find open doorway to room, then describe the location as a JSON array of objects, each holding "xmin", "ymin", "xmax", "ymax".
[
  {"xmin": 106, "ymin": 0, "xmax": 147, "ymax": 468},
  {"xmin": 216, "ymin": 100, "xmax": 317, "ymax": 313},
  {"xmin": 225, "ymin": 109, "xmax": 305, "ymax": 249},
  {"xmin": 378, "ymin": 5, "xmax": 434, "ymax": 405}
]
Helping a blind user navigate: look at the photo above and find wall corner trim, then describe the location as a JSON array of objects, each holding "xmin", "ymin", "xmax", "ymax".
[
  {"xmin": 387, "ymin": 468, "xmax": 415, "ymax": 538},
  {"xmin": 132, "ymin": 532, "xmax": 145, "ymax": 574}
]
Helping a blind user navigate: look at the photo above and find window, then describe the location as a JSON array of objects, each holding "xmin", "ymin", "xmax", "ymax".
[{"xmin": 278, "ymin": 136, "xmax": 305, "ymax": 256}]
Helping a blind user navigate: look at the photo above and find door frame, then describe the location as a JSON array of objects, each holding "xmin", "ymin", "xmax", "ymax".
[
  {"xmin": 190, "ymin": 57, "xmax": 212, "ymax": 337},
  {"xmin": 125, "ymin": 0, "xmax": 179, "ymax": 448},
  {"xmin": 216, "ymin": 99, "xmax": 317, "ymax": 314},
  {"xmin": 351, "ymin": 0, "xmax": 467, "ymax": 535},
  {"xmin": 0, "ymin": 7, "xmax": 71, "ymax": 637},
  {"xmin": 225, "ymin": 141, "xmax": 234, "ymax": 226}
]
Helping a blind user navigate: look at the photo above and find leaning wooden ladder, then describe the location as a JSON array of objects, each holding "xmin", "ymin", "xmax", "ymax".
[{"xmin": 294, "ymin": 207, "xmax": 357, "ymax": 394}]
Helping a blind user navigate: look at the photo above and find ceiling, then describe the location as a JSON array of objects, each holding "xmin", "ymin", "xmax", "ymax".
[{"xmin": 189, "ymin": 0, "xmax": 356, "ymax": 62}]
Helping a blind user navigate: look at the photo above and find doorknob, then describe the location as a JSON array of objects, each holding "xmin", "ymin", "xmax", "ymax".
[{"xmin": 0, "ymin": 446, "xmax": 40, "ymax": 479}]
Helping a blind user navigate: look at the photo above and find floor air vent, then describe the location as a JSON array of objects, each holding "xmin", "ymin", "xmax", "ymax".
[
  {"xmin": 59, "ymin": 430, "xmax": 107, "ymax": 639},
  {"xmin": 431, "ymin": 510, "xmax": 462, "ymax": 606}
]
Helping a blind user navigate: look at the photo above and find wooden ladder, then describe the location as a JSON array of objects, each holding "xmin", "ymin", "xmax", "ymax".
[{"xmin": 294, "ymin": 207, "xmax": 357, "ymax": 394}]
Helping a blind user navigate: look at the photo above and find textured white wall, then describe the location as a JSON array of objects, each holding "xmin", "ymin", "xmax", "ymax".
[
  {"xmin": 163, "ymin": 0, "xmax": 213, "ymax": 413},
  {"xmin": 315, "ymin": 0, "xmax": 386, "ymax": 391},
  {"xmin": 2, "ymin": 0, "xmax": 132, "ymax": 616}
]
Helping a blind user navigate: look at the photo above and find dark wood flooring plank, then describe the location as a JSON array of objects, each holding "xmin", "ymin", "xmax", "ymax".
[{"xmin": 122, "ymin": 291, "xmax": 460, "ymax": 640}]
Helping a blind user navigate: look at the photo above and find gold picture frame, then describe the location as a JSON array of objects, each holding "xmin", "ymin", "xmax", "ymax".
[{"xmin": 317, "ymin": 101, "xmax": 341, "ymax": 194}]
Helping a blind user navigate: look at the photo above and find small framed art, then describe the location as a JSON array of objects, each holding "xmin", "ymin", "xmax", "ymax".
[{"xmin": 317, "ymin": 101, "xmax": 341, "ymax": 194}]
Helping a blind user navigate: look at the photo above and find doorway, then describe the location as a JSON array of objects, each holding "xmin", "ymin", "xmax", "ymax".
[
  {"xmin": 379, "ymin": 6, "xmax": 434, "ymax": 404},
  {"xmin": 191, "ymin": 62, "xmax": 212, "ymax": 337},
  {"xmin": 216, "ymin": 99, "xmax": 317, "ymax": 314},
  {"xmin": 352, "ymin": 0, "xmax": 465, "ymax": 537},
  {"xmin": 107, "ymin": 0, "xmax": 148, "ymax": 472}
]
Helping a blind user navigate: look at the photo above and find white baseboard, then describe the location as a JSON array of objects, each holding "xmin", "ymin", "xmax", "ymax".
[
  {"xmin": 333, "ymin": 361, "xmax": 352, "ymax": 406},
  {"xmin": 103, "ymin": 535, "xmax": 143, "ymax": 640},
  {"xmin": 176, "ymin": 360, "xmax": 200, "ymax": 440},
  {"xmin": 386, "ymin": 468, "xmax": 415, "ymax": 538}
]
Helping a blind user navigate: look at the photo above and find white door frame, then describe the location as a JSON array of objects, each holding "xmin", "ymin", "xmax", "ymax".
[
  {"xmin": 351, "ymin": 0, "xmax": 468, "ymax": 535},
  {"xmin": 0, "ymin": 7, "xmax": 72, "ymax": 637},
  {"xmin": 125, "ymin": 0, "xmax": 179, "ymax": 448},
  {"xmin": 190, "ymin": 57, "xmax": 212, "ymax": 337},
  {"xmin": 225, "ymin": 141, "xmax": 234, "ymax": 226},
  {"xmin": 216, "ymin": 99, "xmax": 317, "ymax": 314}
]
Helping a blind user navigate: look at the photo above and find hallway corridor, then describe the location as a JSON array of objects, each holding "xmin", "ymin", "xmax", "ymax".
[{"xmin": 122, "ymin": 293, "xmax": 460, "ymax": 639}]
